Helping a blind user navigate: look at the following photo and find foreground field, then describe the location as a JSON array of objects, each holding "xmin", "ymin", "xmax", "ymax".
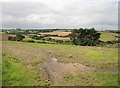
[{"xmin": 2, "ymin": 41, "xmax": 118, "ymax": 86}]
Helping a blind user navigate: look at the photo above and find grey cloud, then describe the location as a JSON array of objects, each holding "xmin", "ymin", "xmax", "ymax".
[
  {"xmin": 2, "ymin": 2, "xmax": 58, "ymax": 17},
  {"xmin": 1, "ymin": 1, "xmax": 118, "ymax": 29}
]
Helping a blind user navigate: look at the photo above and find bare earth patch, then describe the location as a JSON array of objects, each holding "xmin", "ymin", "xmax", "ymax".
[{"xmin": 43, "ymin": 58, "xmax": 95, "ymax": 85}]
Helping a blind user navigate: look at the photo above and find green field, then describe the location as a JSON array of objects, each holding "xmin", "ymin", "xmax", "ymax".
[
  {"xmin": 100, "ymin": 32, "xmax": 117, "ymax": 42},
  {"xmin": 2, "ymin": 40, "xmax": 118, "ymax": 86}
]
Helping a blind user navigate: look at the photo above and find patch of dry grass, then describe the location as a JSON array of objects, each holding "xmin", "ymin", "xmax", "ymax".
[
  {"xmin": 41, "ymin": 31, "xmax": 71, "ymax": 36},
  {"xmin": 45, "ymin": 37, "xmax": 70, "ymax": 40}
]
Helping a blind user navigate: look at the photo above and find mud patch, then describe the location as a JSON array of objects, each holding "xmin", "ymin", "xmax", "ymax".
[{"xmin": 42, "ymin": 58, "xmax": 94, "ymax": 85}]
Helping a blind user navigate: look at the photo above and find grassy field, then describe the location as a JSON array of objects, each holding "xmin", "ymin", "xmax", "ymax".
[
  {"xmin": 2, "ymin": 42, "xmax": 51, "ymax": 86},
  {"xmin": 1, "ymin": 31, "xmax": 119, "ymax": 86},
  {"xmin": 100, "ymin": 32, "xmax": 117, "ymax": 42},
  {"xmin": 2, "ymin": 41, "xmax": 118, "ymax": 86}
]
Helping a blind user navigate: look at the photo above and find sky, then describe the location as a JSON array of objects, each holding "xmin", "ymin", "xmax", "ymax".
[{"xmin": 1, "ymin": 0, "xmax": 119, "ymax": 30}]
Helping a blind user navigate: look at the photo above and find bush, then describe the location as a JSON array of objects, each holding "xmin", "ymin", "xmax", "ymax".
[
  {"xmin": 45, "ymin": 38, "xmax": 52, "ymax": 41},
  {"xmin": 64, "ymin": 40, "xmax": 72, "ymax": 44},
  {"xmin": 97, "ymin": 40, "xmax": 120, "ymax": 48},
  {"xmin": 27, "ymin": 40, "xmax": 35, "ymax": 43},
  {"xmin": 106, "ymin": 39, "xmax": 120, "ymax": 44},
  {"xmin": 22, "ymin": 40, "xmax": 35, "ymax": 43},
  {"xmin": 29, "ymin": 35, "xmax": 44, "ymax": 40},
  {"xmin": 36, "ymin": 41, "xmax": 46, "ymax": 44},
  {"xmin": 55, "ymin": 40, "xmax": 63, "ymax": 43},
  {"xmin": 8, "ymin": 36, "xmax": 16, "ymax": 41}
]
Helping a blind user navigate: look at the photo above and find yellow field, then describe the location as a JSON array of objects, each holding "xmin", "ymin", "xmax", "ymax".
[{"xmin": 41, "ymin": 31, "xmax": 71, "ymax": 36}]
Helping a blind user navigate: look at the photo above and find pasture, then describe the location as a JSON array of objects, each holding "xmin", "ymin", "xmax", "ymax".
[
  {"xmin": 100, "ymin": 32, "xmax": 117, "ymax": 42},
  {"xmin": 2, "ymin": 40, "xmax": 118, "ymax": 86}
]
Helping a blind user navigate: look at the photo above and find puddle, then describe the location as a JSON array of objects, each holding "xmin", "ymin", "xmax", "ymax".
[
  {"xmin": 41, "ymin": 58, "xmax": 119, "ymax": 85},
  {"xmin": 42, "ymin": 58, "xmax": 94, "ymax": 85}
]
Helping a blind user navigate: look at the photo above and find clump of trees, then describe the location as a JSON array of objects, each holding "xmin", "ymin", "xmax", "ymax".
[
  {"xmin": 8, "ymin": 36, "xmax": 16, "ymax": 41},
  {"xmin": 23, "ymin": 30, "xmax": 30, "ymax": 35},
  {"xmin": 70, "ymin": 28, "xmax": 101, "ymax": 46},
  {"xmin": 16, "ymin": 33, "xmax": 25, "ymax": 41},
  {"xmin": 8, "ymin": 33, "xmax": 25, "ymax": 41},
  {"xmin": 29, "ymin": 35, "xmax": 43, "ymax": 40},
  {"xmin": 110, "ymin": 30, "xmax": 120, "ymax": 34}
]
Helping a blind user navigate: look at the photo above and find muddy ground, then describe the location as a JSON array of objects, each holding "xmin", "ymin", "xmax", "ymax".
[{"xmin": 42, "ymin": 58, "xmax": 95, "ymax": 85}]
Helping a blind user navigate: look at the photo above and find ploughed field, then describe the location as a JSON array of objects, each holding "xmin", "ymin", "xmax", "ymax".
[{"xmin": 2, "ymin": 41, "xmax": 118, "ymax": 86}]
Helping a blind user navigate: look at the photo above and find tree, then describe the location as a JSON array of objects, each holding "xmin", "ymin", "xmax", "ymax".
[
  {"xmin": 16, "ymin": 33, "xmax": 25, "ymax": 41},
  {"xmin": 23, "ymin": 30, "xmax": 29, "ymax": 35},
  {"xmin": 70, "ymin": 28, "xmax": 101, "ymax": 46}
]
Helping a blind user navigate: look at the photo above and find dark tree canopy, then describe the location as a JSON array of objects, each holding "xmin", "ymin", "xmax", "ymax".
[
  {"xmin": 16, "ymin": 33, "xmax": 25, "ymax": 41},
  {"xmin": 70, "ymin": 28, "xmax": 101, "ymax": 46}
]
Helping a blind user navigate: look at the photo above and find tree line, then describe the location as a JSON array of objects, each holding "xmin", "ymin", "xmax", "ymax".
[{"xmin": 69, "ymin": 28, "xmax": 101, "ymax": 46}]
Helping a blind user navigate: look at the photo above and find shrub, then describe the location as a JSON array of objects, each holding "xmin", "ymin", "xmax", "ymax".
[
  {"xmin": 8, "ymin": 36, "xmax": 16, "ymax": 41},
  {"xmin": 64, "ymin": 40, "xmax": 72, "ymax": 44},
  {"xmin": 45, "ymin": 38, "xmax": 52, "ymax": 41},
  {"xmin": 29, "ymin": 35, "xmax": 44, "ymax": 40},
  {"xmin": 55, "ymin": 40, "xmax": 63, "ymax": 43},
  {"xmin": 22, "ymin": 40, "xmax": 35, "ymax": 43},
  {"xmin": 106, "ymin": 39, "xmax": 120, "ymax": 44}
]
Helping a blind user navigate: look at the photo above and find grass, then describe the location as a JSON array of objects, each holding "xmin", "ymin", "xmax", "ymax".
[
  {"xmin": 0, "ymin": 32, "xmax": 8, "ymax": 41},
  {"xmin": 3, "ymin": 41, "xmax": 118, "ymax": 69},
  {"xmin": 62, "ymin": 71, "xmax": 118, "ymax": 86},
  {"xmin": 33, "ymin": 42, "xmax": 118, "ymax": 69},
  {"xmin": 0, "ymin": 43, "xmax": 2, "ymax": 87},
  {"xmin": 90, "ymin": 72, "xmax": 118, "ymax": 86},
  {"xmin": 3, "ymin": 54, "xmax": 36, "ymax": 86},
  {"xmin": 100, "ymin": 32, "xmax": 117, "ymax": 42},
  {"xmin": 22, "ymin": 37, "xmax": 32, "ymax": 41},
  {"xmin": 2, "ymin": 49, "xmax": 51, "ymax": 86},
  {"xmin": 2, "ymin": 40, "xmax": 118, "ymax": 86},
  {"xmin": 23, "ymin": 37, "xmax": 56, "ymax": 44},
  {"xmin": 63, "ymin": 73, "xmax": 74, "ymax": 82},
  {"xmin": 0, "ymin": 32, "xmax": 4, "ymax": 34}
]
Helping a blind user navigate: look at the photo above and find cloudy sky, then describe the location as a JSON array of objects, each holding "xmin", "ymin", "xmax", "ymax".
[{"xmin": 1, "ymin": 0, "xmax": 119, "ymax": 30}]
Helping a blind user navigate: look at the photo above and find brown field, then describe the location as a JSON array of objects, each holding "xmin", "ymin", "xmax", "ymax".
[
  {"xmin": 0, "ymin": 33, "xmax": 16, "ymax": 41},
  {"xmin": 41, "ymin": 31, "xmax": 71, "ymax": 36},
  {"xmin": 0, "ymin": 33, "xmax": 8, "ymax": 40},
  {"xmin": 45, "ymin": 37, "xmax": 70, "ymax": 40}
]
